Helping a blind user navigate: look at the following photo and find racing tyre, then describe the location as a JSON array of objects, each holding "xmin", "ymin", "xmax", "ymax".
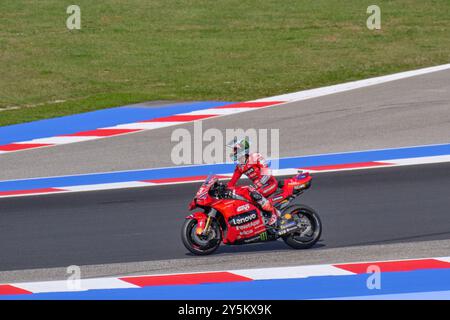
[
  {"xmin": 181, "ymin": 218, "xmax": 222, "ymax": 255},
  {"xmin": 281, "ymin": 204, "xmax": 322, "ymax": 249}
]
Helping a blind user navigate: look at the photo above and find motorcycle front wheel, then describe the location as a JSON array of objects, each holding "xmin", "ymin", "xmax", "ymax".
[
  {"xmin": 281, "ymin": 204, "xmax": 322, "ymax": 249},
  {"xmin": 181, "ymin": 218, "xmax": 222, "ymax": 255}
]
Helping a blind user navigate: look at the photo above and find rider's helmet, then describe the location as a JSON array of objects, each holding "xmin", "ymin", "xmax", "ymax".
[{"xmin": 227, "ymin": 137, "xmax": 250, "ymax": 164}]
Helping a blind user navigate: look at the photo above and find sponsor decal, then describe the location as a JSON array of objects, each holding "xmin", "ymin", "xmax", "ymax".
[
  {"xmin": 236, "ymin": 220, "xmax": 261, "ymax": 230},
  {"xmin": 237, "ymin": 203, "xmax": 251, "ymax": 212},
  {"xmin": 260, "ymin": 175, "xmax": 269, "ymax": 184},
  {"xmin": 239, "ymin": 229, "xmax": 254, "ymax": 236},
  {"xmin": 196, "ymin": 186, "xmax": 208, "ymax": 196},
  {"xmin": 289, "ymin": 180, "xmax": 307, "ymax": 189},
  {"xmin": 197, "ymin": 193, "xmax": 207, "ymax": 199},
  {"xmin": 229, "ymin": 210, "xmax": 258, "ymax": 226},
  {"xmin": 244, "ymin": 167, "xmax": 255, "ymax": 175},
  {"xmin": 278, "ymin": 225, "xmax": 299, "ymax": 236},
  {"xmin": 259, "ymin": 231, "xmax": 268, "ymax": 241},
  {"xmin": 264, "ymin": 184, "xmax": 276, "ymax": 192}
]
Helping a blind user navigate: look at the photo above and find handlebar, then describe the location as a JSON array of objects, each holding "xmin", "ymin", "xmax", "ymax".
[{"xmin": 208, "ymin": 182, "xmax": 229, "ymax": 199}]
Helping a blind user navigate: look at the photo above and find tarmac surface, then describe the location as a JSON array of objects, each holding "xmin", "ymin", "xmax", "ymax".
[{"xmin": 1, "ymin": 162, "xmax": 449, "ymax": 280}]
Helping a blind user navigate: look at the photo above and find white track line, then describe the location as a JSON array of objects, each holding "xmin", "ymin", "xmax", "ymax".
[
  {"xmin": 387, "ymin": 155, "xmax": 450, "ymax": 166},
  {"xmin": 15, "ymin": 136, "xmax": 99, "ymax": 145},
  {"xmin": 63, "ymin": 181, "xmax": 156, "ymax": 192},
  {"xmin": 254, "ymin": 63, "xmax": 450, "ymax": 102},
  {"xmin": 181, "ymin": 108, "xmax": 255, "ymax": 115},
  {"xmin": 103, "ymin": 122, "xmax": 182, "ymax": 130},
  {"xmin": 232, "ymin": 265, "xmax": 354, "ymax": 280},
  {"xmin": 16, "ymin": 278, "xmax": 139, "ymax": 294}
]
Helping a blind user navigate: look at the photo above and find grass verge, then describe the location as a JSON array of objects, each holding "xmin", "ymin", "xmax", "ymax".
[{"xmin": 1, "ymin": 0, "xmax": 449, "ymax": 126}]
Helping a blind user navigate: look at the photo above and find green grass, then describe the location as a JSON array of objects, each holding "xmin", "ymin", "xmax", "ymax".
[{"xmin": 1, "ymin": 0, "xmax": 449, "ymax": 126}]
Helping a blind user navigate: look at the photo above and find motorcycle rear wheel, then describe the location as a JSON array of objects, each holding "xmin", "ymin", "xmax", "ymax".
[
  {"xmin": 281, "ymin": 204, "xmax": 322, "ymax": 249},
  {"xmin": 181, "ymin": 218, "xmax": 222, "ymax": 255}
]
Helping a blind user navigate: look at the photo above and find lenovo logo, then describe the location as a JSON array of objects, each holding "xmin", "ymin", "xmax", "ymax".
[{"xmin": 229, "ymin": 211, "xmax": 258, "ymax": 226}]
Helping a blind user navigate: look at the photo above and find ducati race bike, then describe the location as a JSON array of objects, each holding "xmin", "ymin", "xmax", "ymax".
[{"xmin": 181, "ymin": 172, "xmax": 322, "ymax": 255}]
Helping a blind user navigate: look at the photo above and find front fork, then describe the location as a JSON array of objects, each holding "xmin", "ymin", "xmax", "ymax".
[{"xmin": 195, "ymin": 209, "xmax": 217, "ymax": 236}]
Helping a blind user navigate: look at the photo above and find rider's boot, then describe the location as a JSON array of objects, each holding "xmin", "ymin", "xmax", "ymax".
[
  {"xmin": 250, "ymin": 191, "xmax": 280, "ymax": 229},
  {"xmin": 260, "ymin": 200, "xmax": 280, "ymax": 227}
]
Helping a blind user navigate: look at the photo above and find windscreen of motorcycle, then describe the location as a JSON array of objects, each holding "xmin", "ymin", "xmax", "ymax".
[{"xmin": 196, "ymin": 175, "xmax": 218, "ymax": 199}]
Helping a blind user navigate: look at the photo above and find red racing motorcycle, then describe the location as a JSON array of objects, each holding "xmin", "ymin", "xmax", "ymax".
[{"xmin": 182, "ymin": 172, "xmax": 322, "ymax": 255}]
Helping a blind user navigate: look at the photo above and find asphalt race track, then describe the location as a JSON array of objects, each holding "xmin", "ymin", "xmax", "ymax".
[{"xmin": 1, "ymin": 162, "xmax": 449, "ymax": 272}]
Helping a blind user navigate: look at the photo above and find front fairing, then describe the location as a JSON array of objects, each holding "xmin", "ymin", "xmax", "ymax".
[
  {"xmin": 189, "ymin": 175, "xmax": 218, "ymax": 210},
  {"xmin": 195, "ymin": 196, "xmax": 214, "ymax": 208}
]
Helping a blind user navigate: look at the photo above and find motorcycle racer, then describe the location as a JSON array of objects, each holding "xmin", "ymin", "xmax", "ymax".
[{"xmin": 226, "ymin": 138, "xmax": 280, "ymax": 227}]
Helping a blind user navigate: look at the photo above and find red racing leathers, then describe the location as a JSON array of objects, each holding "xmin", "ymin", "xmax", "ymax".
[{"xmin": 227, "ymin": 153, "xmax": 279, "ymax": 221}]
